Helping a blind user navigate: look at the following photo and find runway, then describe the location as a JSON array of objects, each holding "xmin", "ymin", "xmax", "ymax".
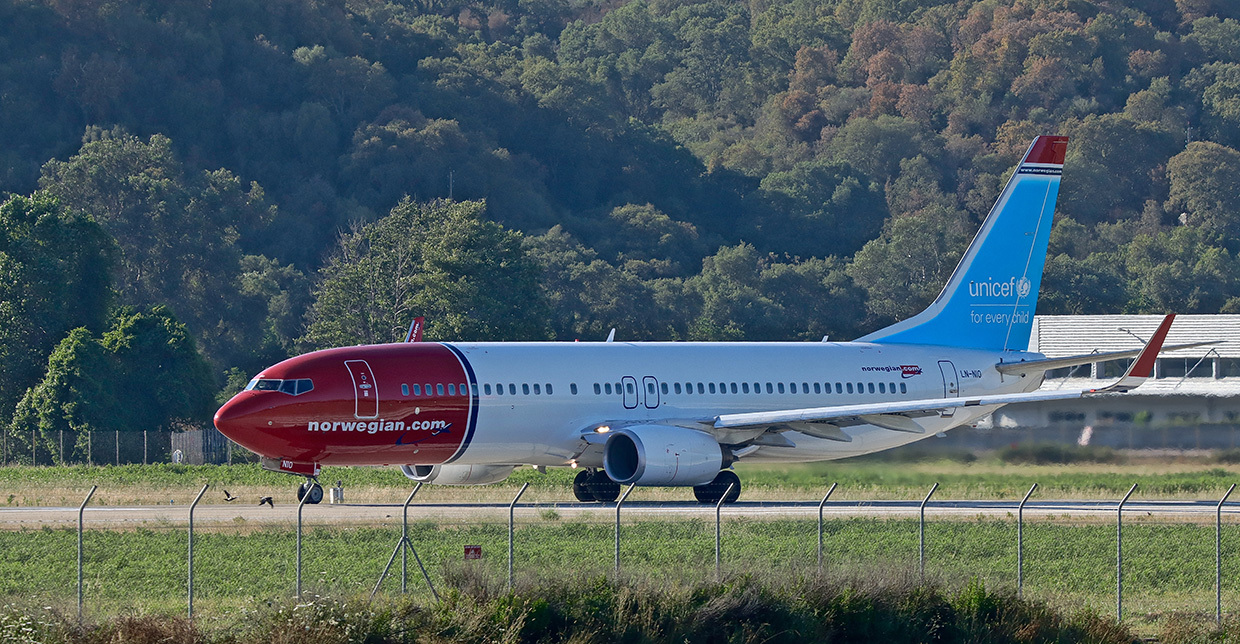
[{"xmin": 3, "ymin": 498, "xmax": 1239, "ymax": 529}]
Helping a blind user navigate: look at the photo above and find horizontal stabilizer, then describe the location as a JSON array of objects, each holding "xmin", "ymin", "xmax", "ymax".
[{"xmin": 995, "ymin": 340, "xmax": 1218, "ymax": 376}]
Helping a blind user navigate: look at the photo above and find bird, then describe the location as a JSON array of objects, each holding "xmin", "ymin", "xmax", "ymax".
[
  {"xmin": 259, "ymin": 496, "xmax": 274, "ymax": 507},
  {"xmin": 223, "ymin": 490, "xmax": 237, "ymax": 502}
]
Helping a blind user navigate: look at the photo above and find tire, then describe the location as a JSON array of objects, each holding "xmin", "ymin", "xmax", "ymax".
[
  {"xmin": 572, "ymin": 470, "xmax": 594, "ymax": 502},
  {"xmin": 590, "ymin": 471, "xmax": 621, "ymax": 503},
  {"xmin": 297, "ymin": 482, "xmax": 324, "ymax": 504},
  {"xmin": 693, "ymin": 470, "xmax": 741, "ymax": 504}
]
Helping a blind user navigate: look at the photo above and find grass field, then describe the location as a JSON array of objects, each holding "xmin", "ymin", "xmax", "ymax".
[
  {"xmin": 3, "ymin": 513, "xmax": 1240, "ymax": 628},
  {"xmin": 2, "ymin": 453, "xmax": 1240, "ymax": 507}
]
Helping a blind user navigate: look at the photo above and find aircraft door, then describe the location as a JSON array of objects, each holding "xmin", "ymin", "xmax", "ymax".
[
  {"xmin": 938, "ymin": 360, "xmax": 958, "ymax": 418},
  {"xmin": 642, "ymin": 376, "xmax": 660, "ymax": 409},
  {"xmin": 622, "ymin": 375, "xmax": 638, "ymax": 409},
  {"xmin": 345, "ymin": 360, "xmax": 379, "ymax": 419}
]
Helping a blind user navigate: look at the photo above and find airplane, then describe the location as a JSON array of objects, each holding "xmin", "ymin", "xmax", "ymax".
[{"xmin": 214, "ymin": 136, "xmax": 1194, "ymax": 505}]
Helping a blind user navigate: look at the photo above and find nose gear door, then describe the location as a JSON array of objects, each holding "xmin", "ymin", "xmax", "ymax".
[{"xmin": 345, "ymin": 360, "xmax": 379, "ymax": 418}]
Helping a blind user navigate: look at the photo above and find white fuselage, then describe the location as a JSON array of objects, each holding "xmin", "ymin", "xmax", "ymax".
[{"xmin": 449, "ymin": 341, "xmax": 1044, "ymax": 466}]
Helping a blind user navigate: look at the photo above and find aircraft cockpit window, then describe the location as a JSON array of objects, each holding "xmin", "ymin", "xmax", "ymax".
[
  {"xmin": 280, "ymin": 380, "xmax": 298, "ymax": 394},
  {"xmin": 250, "ymin": 379, "xmax": 282, "ymax": 391}
]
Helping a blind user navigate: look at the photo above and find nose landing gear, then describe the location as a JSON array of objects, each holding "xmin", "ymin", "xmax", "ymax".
[{"xmin": 296, "ymin": 479, "xmax": 324, "ymax": 504}]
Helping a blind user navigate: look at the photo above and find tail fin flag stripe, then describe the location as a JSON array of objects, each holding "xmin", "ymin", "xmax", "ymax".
[
  {"xmin": 859, "ymin": 136, "xmax": 1068, "ymax": 352},
  {"xmin": 1092, "ymin": 314, "xmax": 1174, "ymax": 393}
]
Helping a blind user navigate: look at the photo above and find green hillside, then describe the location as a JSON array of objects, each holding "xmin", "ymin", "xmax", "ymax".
[{"xmin": 3, "ymin": 0, "xmax": 1240, "ymax": 444}]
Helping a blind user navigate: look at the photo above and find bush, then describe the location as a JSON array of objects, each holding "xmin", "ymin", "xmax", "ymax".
[{"xmin": 998, "ymin": 443, "xmax": 1122, "ymax": 465}]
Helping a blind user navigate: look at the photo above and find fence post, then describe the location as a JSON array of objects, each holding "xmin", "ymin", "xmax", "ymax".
[
  {"xmin": 715, "ymin": 482, "xmax": 736, "ymax": 579},
  {"xmin": 1219, "ymin": 483, "xmax": 1236, "ymax": 626},
  {"xmin": 508, "ymin": 482, "xmax": 529, "ymax": 591},
  {"xmin": 77, "ymin": 485, "xmax": 97, "ymax": 624},
  {"xmin": 188, "ymin": 484, "xmax": 209, "ymax": 619},
  {"xmin": 1117, "ymin": 483, "xmax": 1137, "ymax": 622},
  {"xmin": 614, "ymin": 484, "xmax": 636, "ymax": 577},
  {"xmin": 1018, "ymin": 483, "xmax": 1037, "ymax": 599},
  {"xmin": 296, "ymin": 487, "xmax": 309, "ymax": 599},
  {"xmin": 817, "ymin": 482, "xmax": 838, "ymax": 573},
  {"xmin": 919, "ymin": 483, "xmax": 938, "ymax": 578},
  {"xmin": 371, "ymin": 483, "xmax": 438, "ymax": 601},
  {"xmin": 144, "ymin": 431, "xmax": 148, "ymax": 465}
]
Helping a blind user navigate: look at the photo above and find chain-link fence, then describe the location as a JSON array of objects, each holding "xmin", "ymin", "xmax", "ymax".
[
  {"xmin": 0, "ymin": 427, "xmax": 233, "ymax": 466},
  {"xmin": 4, "ymin": 481, "xmax": 1240, "ymax": 625}
]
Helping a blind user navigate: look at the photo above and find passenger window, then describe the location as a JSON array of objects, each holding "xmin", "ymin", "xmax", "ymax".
[
  {"xmin": 753, "ymin": 382, "xmax": 760, "ymax": 393},
  {"xmin": 571, "ymin": 383, "xmax": 580, "ymax": 395},
  {"xmin": 484, "ymin": 384, "xmax": 492, "ymax": 395},
  {"xmin": 856, "ymin": 382, "xmax": 864, "ymax": 393},
  {"xmin": 802, "ymin": 382, "xmax": 809, "ymax": 393},
  {"xmin": 890, "ymin": 382, "xmax": 896, "ymax": 393},
  {"xmin": 777, "ymin": 383, "xmax": 785, "ymax": 394},
  {"xmin": 412, "ymin": 384, "xmax": 422, "ymax": 396},
  {"xmin": 674, "ymin": 382, "xmax": 682, "ymax": 394},
  {"xmin": 661, "ymin": 383, "xmax": 669, "ymax": 395},
  {"xmin": 496, "ymin": 384, "xmax": 504, "ymax": 396},
  {"xmin": 766, "ymin": 383, "xmax": 773, "ymax": 394},
  {"xmin": 647, "ymin": 382, "xmax": 656, "ymax": 395},
  {"xmin": 533, "ymin": 383, "xmax": 541, "ymax": 395},
  {"xmin": 790, "ymin": 382, "xmax": 797, "ymax": 394},
  {"xmin": 509, "ymin": 384, "xmax": 517, "ymax": 395},
  {"xmin": 814, "ymin": 383, "xmax": 821, "ymax": 394},
  {"xmin": 447, "ymin": 384, "xmax": 456, "ymax": 396},
  {"xmin": 878, "ymin": 383, "xmax": 886, "ymax": 393},
  {"xmin": 900, "ymin": 383, "xmax": 907, "ymax": 394},
  {"xmin": 835, "ymin": 382, "xmax": 843, "ymax": 394},
  {"xmin": 401, "ymin": 384, "xmax": 409, "ymax": 396},
  {"xmin": 730, "ymin": 383, "xmax": 738, "ymax": 394},
  {"xmin": 593, "ymin": 383, "xmax": 601, "ymax": 394},
  {"xmin": 685, "ymin": 382, "xmax": 692, "ymax": 393},
  {"xmin": 868, "ymin": 383, "xmax": 875, "ymax": 394},
  {"xmin": 605, "ymin": 383, "xmax": 613, "ymax": 395},
  {"xmin": 846, "ymin": 383, "xmax": 854, "ymax": 394},
  {"xmin": 697, "ymin": 382, "xmax": 705, "ymax": 394},
  {"xmin": 741, "ymin": 382, "xmax": 750, "ymax": 394},
  {"xmin": 523, "ymin": 384, "xmax": 531, "ymax": 395},
  {"xmin": 709, "ymin": 383, "xmax": 716, "ymax": 394},
  {"xmin": 547, "ymin": 383, "xmax": 553, "ymax": 395},
  {"xmin": 626, "ymin": 382, "xmax": 634, "ymax": 394},
  {"xmin": 461, "ymin": 383, "xmax": 467, "ymax": 394},
  {"xmin": 471, "ymin": 384, "xmax": 479, "ymax": 396},
  {"xmin": 436, "ymin": 384, "xmax": 445, "ymax": 396}
]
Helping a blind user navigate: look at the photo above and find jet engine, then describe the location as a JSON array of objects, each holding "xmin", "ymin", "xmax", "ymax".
[
  {"xmin": 399, "ymin": 464, "xmax": 515, "ymax": 485},
  {"xmin": 603, "ymin": 425, "xmax": 723, "ymax": 486}
]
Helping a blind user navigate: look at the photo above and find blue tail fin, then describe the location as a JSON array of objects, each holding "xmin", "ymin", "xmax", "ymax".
[{"xmin": 859, "ymin": 136, "xmax": 1068, "ymax": 352}]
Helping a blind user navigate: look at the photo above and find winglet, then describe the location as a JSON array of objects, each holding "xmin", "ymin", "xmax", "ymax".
[
  {"xmin": 405, "ymin": 317, "xmax": 424, "ymax": 342},
  {"xmin": 1092, "ymin": 314, "xmax": 1174, "ymax": 393}
]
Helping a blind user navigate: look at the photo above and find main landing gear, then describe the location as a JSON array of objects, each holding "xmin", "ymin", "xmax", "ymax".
[
  {"xmin": 573, "ymin": 469, "xmax": 621, "ymax": 503},
  {"xmin": 693, "ymin": 470, "xmax": 741, "ymax": 504},
  {"xmin": 296, "ymin": 479, "xmax": 324, "ymax": 504}
]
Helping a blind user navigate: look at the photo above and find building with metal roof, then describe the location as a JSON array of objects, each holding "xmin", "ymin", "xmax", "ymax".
[{"xmin": 976, "ymin": 315, "xmax": 1240, "ymax": 448}]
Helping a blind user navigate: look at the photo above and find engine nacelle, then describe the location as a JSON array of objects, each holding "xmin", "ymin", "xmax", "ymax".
[
  {"xmin": 603, "ymin": 425, "xmax": 723, "ymax": 486},
  {"xmin": 399, "ymin": 464, "xmax": 515, "ymax": 485}
]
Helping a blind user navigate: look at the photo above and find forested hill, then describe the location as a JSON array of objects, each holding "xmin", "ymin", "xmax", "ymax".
[{"xmin": 3, "ymin": 0, "xmax": 1240, "ymax": 435}]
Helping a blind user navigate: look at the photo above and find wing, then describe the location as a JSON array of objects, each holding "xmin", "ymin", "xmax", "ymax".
[{"xmin": 709, "ymin": 314, "xmax": 1174, "ymax": 441}]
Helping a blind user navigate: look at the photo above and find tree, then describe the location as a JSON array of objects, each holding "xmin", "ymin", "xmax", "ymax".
[
  {"xmin": 758, "ymin": 158, "xmax": 887, "ymax": 258},
  {"xmin": 37, "ymin": 126, "xmax": 290, "ymax": 372},
  {"xmin": 9, "ymin": 306, "xmax": 215, "ymax": 463},
  {"xmin": 0, "ymin": 193, "xmax": 115, "ymax": 423},
  {"xmin": 303, "ymin": 199, "xmax": 550, "ymax": 348},
  {"xmin": 847, "ymin": 204, "xmax": 971, "ymax": 326},
  {"xmin": 1166, "ymin": 141, "xmax": 1240, "ymax": 241}
]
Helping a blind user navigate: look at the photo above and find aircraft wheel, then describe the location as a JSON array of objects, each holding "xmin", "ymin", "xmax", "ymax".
[
  {"xmin": 590, "ymin": 471, "xmax": 621, "ymax": 503},
  {"xmin": 693, "ymin": 470, "xmax": 741, "ymax": 504},
  {"xmin": 572, "ymin": 470, "xmax": 593, "ymax": 502},
  {"xmin": 297, "ymin": 481, "xmax": 324, "ymax": 504}
]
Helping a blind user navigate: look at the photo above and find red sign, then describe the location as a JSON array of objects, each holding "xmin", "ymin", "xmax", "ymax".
[{"xmin": 464, "ymin": 545, "xmax": 482, "ymax": 560}]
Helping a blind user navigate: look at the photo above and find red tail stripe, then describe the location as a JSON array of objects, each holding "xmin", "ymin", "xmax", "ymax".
[
  {"xmin": 1025, "ymin": 136, "xmax": 1069, "ymax": 165},
  {"xmin": 1129, "ymin": 314, "xmax": 1174, "ymax": 378}
]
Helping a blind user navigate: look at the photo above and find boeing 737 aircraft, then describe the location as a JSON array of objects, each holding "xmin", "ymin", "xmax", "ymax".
[{"xmin": 214, "ymin": 136, "xmax": 1188, "ymax": 504}]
